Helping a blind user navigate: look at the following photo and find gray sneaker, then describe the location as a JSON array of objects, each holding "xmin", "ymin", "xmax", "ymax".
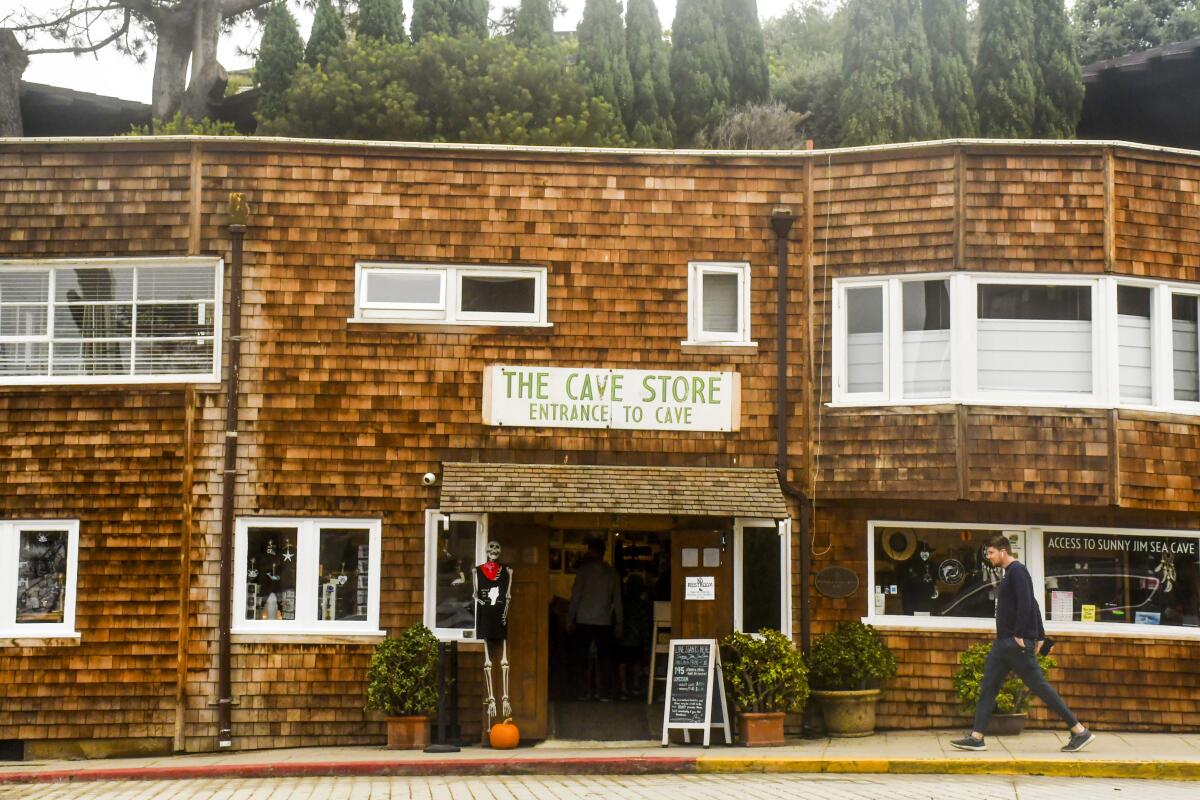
[
  {"xmin": 1061, "ymin": 729, "xmax": 1095, "ymax": 752},
  {"xmin": 950, "ymin": 735, "xmax": 987, "ymax": 751}
]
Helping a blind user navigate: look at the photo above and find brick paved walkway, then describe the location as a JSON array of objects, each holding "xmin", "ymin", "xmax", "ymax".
[{"xmin": 3, "ymin": 773, "xmax": 1199, "ymax": 800}]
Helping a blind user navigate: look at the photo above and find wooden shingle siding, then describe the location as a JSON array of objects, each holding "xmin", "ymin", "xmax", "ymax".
[
  {"xmin": 2, "ymin": 139, "xmax": 1200, "ymax": 751},
  {"xmin": 1114, "ymin": 155, "xmax": 1200, "ymax": 282},
  {"xmin": 813, "ymin": 501, "xmax": 1200, "ymax": 733}
]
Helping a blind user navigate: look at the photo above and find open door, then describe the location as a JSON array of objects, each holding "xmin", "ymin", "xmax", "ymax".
[
  {"xmin": 493, "ymin": 522, "xmax": 550, "ymax": 739},
  {"xmin": 671, "ymin": 527, "xmax": 733, "ymax": 640}
]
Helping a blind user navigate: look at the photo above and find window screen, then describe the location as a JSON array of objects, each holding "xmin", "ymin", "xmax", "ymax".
[
  {"xmin": 460, "ymin": 275, "xmax": 537, "ymax": 315},
  {"xmin": 701, "ymin": 271, "xmax": 740, "ymax": 334}
]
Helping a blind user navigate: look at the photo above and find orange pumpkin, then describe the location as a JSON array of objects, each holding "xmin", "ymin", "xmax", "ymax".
[{"xmin": 489, "ymin": 718, "xmax": 520, "ymax": 750}]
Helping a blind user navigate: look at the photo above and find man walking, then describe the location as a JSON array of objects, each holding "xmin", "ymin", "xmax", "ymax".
[{"xmin": 950, "ymin": 535, "xmax": 1095, "ymax": 753}]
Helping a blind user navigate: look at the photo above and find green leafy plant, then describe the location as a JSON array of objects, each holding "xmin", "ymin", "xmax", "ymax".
[
  {"xmin": 808, "ymin": 621, "xmax": 898, "ymax": 691},
  {"xmin": 127, "ymin": 113, "xmax": 241, "ymax": 137},
  {"xmin": 721, "ymin": 628, "xmax": 809, "ymax": 714},
  {"xmin": 953, "ymin": 642, "xmax": 1056, "ymax": 714},
  {"xmin": 365, "ymin": 624, "xmax": 441, "ymax": 717}
]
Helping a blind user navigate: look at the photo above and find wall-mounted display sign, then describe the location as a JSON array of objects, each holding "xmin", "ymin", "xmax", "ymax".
[
  {"xmin": 815, "ymin": 566, "xmax": 859, "ymax": 599},
  {"xmin": 685, "ymin": 576, "xmax": 715, "ymax": 600},
  {"xmin": 482, "ymin": 365, "xmax": 740, "ymax": 432}
]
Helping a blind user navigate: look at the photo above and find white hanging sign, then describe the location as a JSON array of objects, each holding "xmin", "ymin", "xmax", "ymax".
[{"xmin": 482, "ymin": 365, "xmax": 740, "ymax": 432}]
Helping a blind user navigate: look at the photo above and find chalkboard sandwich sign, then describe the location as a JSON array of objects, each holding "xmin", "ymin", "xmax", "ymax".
[{"xmin": 660, "ymin": 639, "xmax": 731, "ymax": 747}]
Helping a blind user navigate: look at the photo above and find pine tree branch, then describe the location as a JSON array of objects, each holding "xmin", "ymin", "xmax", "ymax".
[
  {"xmin": 3, "ymin": 4, "xmax": 123, "ymax": 33},
  {"xmin": 24, "ymin": 7, "xmax": 131, "ymax": 55},
  {"xmin": 220, "ymin": 0, "xmax": 274, "ymax": 19}
]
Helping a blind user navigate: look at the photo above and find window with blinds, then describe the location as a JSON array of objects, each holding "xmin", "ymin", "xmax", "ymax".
[
  {"xmin": 687, "ymin": 262, "xmax": 751, "ymax": 344},
  {"xmin": 0, "ymin": 258, "xmax": 221, "ymax": 384}
]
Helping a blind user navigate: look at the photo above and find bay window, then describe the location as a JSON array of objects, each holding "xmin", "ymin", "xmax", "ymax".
[{"xmin": 832, "ymin": 272, "xmax": 1200, "ymax": 413}]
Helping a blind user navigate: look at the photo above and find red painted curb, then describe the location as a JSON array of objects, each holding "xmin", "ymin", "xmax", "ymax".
[{"xmin": 0, "ymin": 756, "xmax": 698, "ymax": 784}]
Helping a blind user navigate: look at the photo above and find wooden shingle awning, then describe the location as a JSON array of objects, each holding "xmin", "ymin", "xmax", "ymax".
[{"xmin": 439, "ymin": 462, "xmax": 788, "ymax": 518}]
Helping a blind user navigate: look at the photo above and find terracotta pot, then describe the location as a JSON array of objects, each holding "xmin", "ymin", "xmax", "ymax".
[
  {"xmin": 984, "ymin": 713, "xmax": 1028, "ymax": 737},
  {"xmin": 812, "ymin": 689, "xmax": 882, "ymax": 738},
  {"xmin": 739, "ymin": 712, "xmax": 786, "ymax": 746},
  {"xmin": 385, "ymin": 715, "xmax": 430, "ymax": 750}
]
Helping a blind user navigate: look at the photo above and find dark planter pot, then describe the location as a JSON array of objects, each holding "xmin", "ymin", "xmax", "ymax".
[
  {"xmin": 739, "ymin": 712, "xmax": 786, "ymax": 746},
  {"xmin": 811, "ymin": 689, "xmax": 881, "ymax": 737},
  {"xmin": 984, "ymin": 713, "xmax": 1028, "ymax": 737},
  {"xmin": 385, "ymin": 715, "xmax": 430, "ymax": 749}
]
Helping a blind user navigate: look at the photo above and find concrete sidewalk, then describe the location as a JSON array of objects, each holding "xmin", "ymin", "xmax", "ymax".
[{"xmin": 2, "ymin": 730, "xmax": 1199, "ymax": 784}]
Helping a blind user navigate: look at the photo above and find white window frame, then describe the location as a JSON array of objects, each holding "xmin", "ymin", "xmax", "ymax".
[
  {"xmin": 0, "ymin": 257, "xmax": 223, "ymax": 386},
  {"xmin": 685, "ymin": 261, "xmax": 753, "ymax": 345},
  {"xmin": 1165, "ymin": 284, "xmax": 1200, "ymax": 414},
  {"xmin": 832, "ymin": 278, "xmax": 891, "ymax": 402},
  {"xmin": 732, "ymin": 517, "xmax": 792, "ymax": 635},
  {"xmin": 831, "ymin": 271, "xmax": 1200, "ymax": 416},
  {"xmin": 0, "ymin": 520, "xmax": 80, "ymax": 639},
  {"xmin": 353, "ymin": 263, "xmax": 549, "ymax": 326},
  {"xmin": 233, "ymin": 517, "xmax": 383, "ymax": 636},
  {"xmin": 865, "ymin": 520, "xmax": 1200, "ymax": 640},
  {"xmin": 422, "ymin": 510, "xmax": 488, "ymax": 643}
]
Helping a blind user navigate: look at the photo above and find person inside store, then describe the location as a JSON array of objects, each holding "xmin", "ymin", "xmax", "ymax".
[
  {"xmin": 567, "ymin": 537, "xmax": 624, "ymax": 701},
  {"xmin": 616, "ymin": 570, "xmax": 651, "ymax": 700}
]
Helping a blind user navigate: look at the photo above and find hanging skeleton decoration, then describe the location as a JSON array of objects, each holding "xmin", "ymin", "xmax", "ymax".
[
  {"xmin": 919, "ymin": 543, "xmax": 938, "ymax": 599},
  {"xmin": 1154, "ymin": 551, "xmax": 1177, "ymax": 594},
  {"xmin": 474, "ymin": 540, "xmax": 513, "ymax": 725}
]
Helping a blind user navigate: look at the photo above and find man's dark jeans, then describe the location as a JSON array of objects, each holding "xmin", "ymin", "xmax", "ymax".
[
  {"xmin": 574, "ymin": 623, "xmax": 615, "ymax": 700},
  {"xmin": 973, "ymin": 637, "xmax": 1079, "ymax": 733}
]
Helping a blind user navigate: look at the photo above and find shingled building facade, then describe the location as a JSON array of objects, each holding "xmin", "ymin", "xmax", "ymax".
[{"xmin": 1, "ymin": 136, "xmax": 1198, "ymax": 758}]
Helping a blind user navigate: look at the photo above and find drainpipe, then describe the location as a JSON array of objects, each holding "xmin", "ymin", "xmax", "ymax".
[
  {"xmin": 217, "ymin": 194, "xmax": 249, "ymax": 749},
  {"xmin": 769, "ymin": 205, "xmax": 812, "ymax": 659}
]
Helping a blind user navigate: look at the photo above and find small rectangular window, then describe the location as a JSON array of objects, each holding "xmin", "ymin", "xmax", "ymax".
[
  {"xmin": 355, "ymin": 264, "xmax": 547, "ymax": 326},
  {"xmin": 688, "ymin": 262, "xmax": 750, "ymax": 344},
  {"xmin": 0, "ymin": 259, "xmax": 220, "ymax": 385},
  {"xmin": 1, "ymin": 521, "xmax": 80, "ymax": 637},
  {"xmin": 845, "ymin": 285, "xmax": 885, "ymax": 394},
  {"xmin": 1172, "ymin": 294, "xmax": 1199, "ymax": 402},
  {"xmin": 1118, "ymin": 286, "xmax": 1154, "ymax": 403},
  {"xmin": 424, "ymin": 511, "xmax": 485, "ymax": 640},
  {"xmin": 901, "ymin": 279, "xmax": 951, "ymax": 398},
  {"xmin": 235, "ymin": 518, "xmax": 382, "ymax": 635},
  {"xmin": 977, "ymin": 283, "xmax": 1093, "ymax": 394}
]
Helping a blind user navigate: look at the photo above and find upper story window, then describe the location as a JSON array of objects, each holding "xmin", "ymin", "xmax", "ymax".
[
  {"xmin": 233, "ymin": 517, "xmax": 383, "ymax": 636},
  {"xmin": 1, "ymin": 520, "xmax": 80, "ymax": 638},
  {"xmin": 687, "ymin": 262, "xmax": 752, "ymax": 345},
  {"xmin": 354, "ymin": 263, "xmax": 548, "ymax": 326},
  {"xmin": 0, "ymin": 258, "xmax": 222, "ymax": 386},
  {"xmin": 832, "ymin": 272, "xmax": 1200, "ymax": 415}
]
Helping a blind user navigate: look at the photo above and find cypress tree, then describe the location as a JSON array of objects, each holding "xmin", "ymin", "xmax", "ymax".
[
  {"xmin": 255, "ymin": 1, "xmax": 305, "ymax": 124},
  {"xmin": 357, "ymin": 0, "xmax": 406, "ymax": 42},
  {"xmin": 513, "ymin": 0, "xmax": 555, "ymax": 48},
  {"xmin": 578, "ymin": 0, "xmax": 634, "ymax": 130},
  {"xmin": 670, "ymin": 0, "xmax": 732, "ymax": 145},
  {"xmin": 305, "ymin": 0, "xmax": 347, "ymax": 66},
  {"xmin": 973, "ymin": 0, "xmax": 1037, "ymax": 138},
  {"xmin": 1032, "ymin": 0, "xmax": 1084, "ymax": 137},
  {"xmin": 922, "ymin": 0, "xmax": 977, "ymax": 137},
  {"xmin": 625, "ymin": 0, "xmax": 674, "ymax": 146},
  {"xmin": 412, "ymin": 0, "xmax": 488, "ymax": 41},
  {"xmin": 838, "ymin": 0, "xmax": 938, "ymax": 146},
  {"xmin": 723, "ymin": 0, "xmax": 769, "ymax": 106}
]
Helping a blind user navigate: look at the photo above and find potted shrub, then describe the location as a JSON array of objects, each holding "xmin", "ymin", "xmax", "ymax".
[
  {"xmin": 365, "ymin": 624, "xmax": 441, "ymax": 749},
  {"xmin": 808, "ymin": 621, "xmax": 897, "ymax": 737},
  {"xmin": 953, "ymin": 642, "xmax": 1057, "ymax": 736},
  {"xmin": 720, "ymin": 628, "xmax": 809, "ymax": 746}
]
